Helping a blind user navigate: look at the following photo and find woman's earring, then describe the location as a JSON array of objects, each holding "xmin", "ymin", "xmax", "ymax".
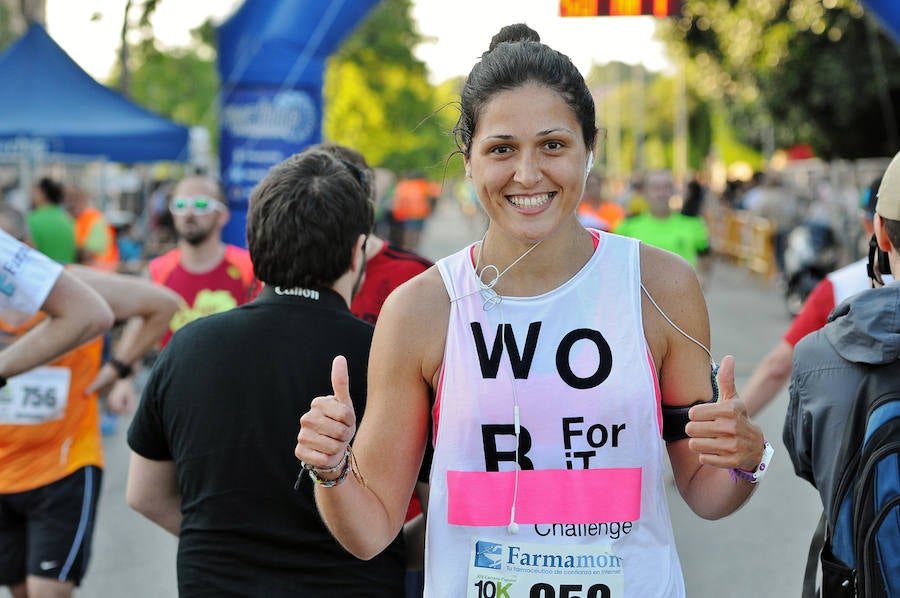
[{"xmin": 465, "ymin": 168, "xmax": 471, "ymax": 178}]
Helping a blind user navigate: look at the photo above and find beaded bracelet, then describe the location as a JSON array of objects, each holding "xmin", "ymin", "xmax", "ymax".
[
  {"xmin": 303, "ymin": 452, "xmax": 348, "ymax": 475},
  {"xmin": 298, "ymin": 446, "xmax": 366, "ymax": 489},
  {"xmin": 307, "ymin": 453, "xmax": 351, "ymax": 487}
]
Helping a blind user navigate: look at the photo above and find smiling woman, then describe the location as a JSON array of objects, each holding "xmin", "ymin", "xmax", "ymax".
[
  {"xmin": 464, "ymin": 83, "xmax": 592, "ymax": 247},
  {"xmin": 295, "ymin": 21, "xmax": 768, "ymax": 598}
]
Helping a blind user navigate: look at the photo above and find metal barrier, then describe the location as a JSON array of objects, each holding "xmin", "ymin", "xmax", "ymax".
[{"xmin": 710, "ymin": 209, "xmax": 776, "ymax": 279}]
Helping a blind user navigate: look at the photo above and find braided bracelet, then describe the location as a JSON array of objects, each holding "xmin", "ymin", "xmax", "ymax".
[
  {"xmin": 307, "ymin": 454, "xmax": 351, "ymax": 487},
  {"xmin": 298, "ymin": 446, "xmax": 366, "ymax": 489},
  {"xmin": 303, "ymin": 451, "xmax": 348, "ymax": 475}
]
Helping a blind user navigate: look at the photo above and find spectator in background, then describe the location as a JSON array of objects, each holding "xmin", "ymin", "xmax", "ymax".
[
  {"xmin": 110, "ymin": 214, "xmax": 144, "ymax": 275},
  {"xmin": 616, "ymin": 169, "xmax": 712, "ymax": 286},
  {"xmin": 577, "ymin": 171, "xmax": 624, "ymax": 232},
  {"xmin": 26, "ymin": 177, "xmax": 76, "ymax": 264},
  {"xmin": 63, "ymin": 185, "xmax": 120, "ymax": 272},
  {"xmin": 739, "ymin": 171, "xmax": 765, "ymax": 211},
  {"xmin": 742, "ymin": 173, "xmax": 891, "ymax": 416},
  {"xmin": 145, "ymin": 175, "xmax": 257, "ymax": 347},
  {"xmin": 621, "ymin": 171, "xmax": 649, "ymax": 216},
  {"xmin": 748, "ymin": 171, "xmax": 802, "ymax": 280},
  {"xmin": 391, "ymin": 173, "xmax": 440, "ymax": 251},
  {"xmin": 681, "ymin": 175, "xmax": 707, "ymax": 218}
]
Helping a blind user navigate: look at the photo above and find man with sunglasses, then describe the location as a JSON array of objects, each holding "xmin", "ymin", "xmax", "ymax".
[{"xmin": 147, "ymin": 175, "xmax": 257, "ymax": 347}]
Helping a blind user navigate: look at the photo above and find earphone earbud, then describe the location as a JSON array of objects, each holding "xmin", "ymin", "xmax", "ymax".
[
  {"xmin": 585, "ymin": 151, "xmax": 594, "ymax": 177},
  {"xmin": 465, "ymin": 167, "xmax": 471, "ymax": 178},
  {"xmin": 508, "ymin": 504, "xmax": 519, "ymax": 535}
]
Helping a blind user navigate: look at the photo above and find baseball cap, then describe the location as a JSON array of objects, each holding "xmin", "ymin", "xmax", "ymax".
[{"xmin": 876, "ymin": 151, "xmax": 900, "ymax": 220}]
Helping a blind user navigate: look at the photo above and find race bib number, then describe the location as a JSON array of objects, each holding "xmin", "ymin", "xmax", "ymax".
[
  {"xmin": 0, "ymin": 367, "xmax": 70, "ymax": 425},
  {"xmin": 468, "ymin": 538, "xmax": 624, "ymax": 598}
]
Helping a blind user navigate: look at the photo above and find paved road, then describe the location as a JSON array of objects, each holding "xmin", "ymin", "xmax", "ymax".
[{"xmin": 32, "ymin": 197, "xmax": 819, "ymax": 597}]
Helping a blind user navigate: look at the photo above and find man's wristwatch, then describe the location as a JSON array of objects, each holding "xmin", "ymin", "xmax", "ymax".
[
  {"xmin": 730, "ymin": 440, "xmax": 774, "ymax": 484},
  {"xmin": 108, "ymin": 358, "xmax": 133, "ymax": 379}
]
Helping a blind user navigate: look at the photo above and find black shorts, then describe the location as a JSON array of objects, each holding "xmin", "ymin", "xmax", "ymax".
[{"xmin": 0, "ymin": 465, "xmax": 103, "ymax": 586}]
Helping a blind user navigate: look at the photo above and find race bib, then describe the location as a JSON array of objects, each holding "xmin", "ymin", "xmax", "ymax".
[
  {"xmin": 468, "ymin": 538, "xmax": 624, "ymax": 598},
  {"xmin": 0, "ymin": 366, "xmax": 71, "ymax": 425}
]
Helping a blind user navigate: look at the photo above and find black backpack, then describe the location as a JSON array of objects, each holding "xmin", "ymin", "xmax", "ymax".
[{"xmin": 803, "ymin": 360, "xmax": 900, "ymax": 597}]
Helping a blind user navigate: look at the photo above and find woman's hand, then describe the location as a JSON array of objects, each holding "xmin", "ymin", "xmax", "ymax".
[
  {"xmin": 295, "ymin": 356, "xmax": 358, "ymax": 472},
  {"xmin": 685, "ymin": 355, "xmax": 766, "ymax": 472}
]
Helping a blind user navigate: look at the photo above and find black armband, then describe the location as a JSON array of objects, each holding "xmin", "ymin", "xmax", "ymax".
[{"xmin": 661, "ymin": 361, "xmax": 720, "ymax": 442}]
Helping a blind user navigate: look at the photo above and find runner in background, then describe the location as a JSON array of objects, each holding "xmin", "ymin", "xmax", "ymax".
[
  {"xmin": 0, "ymin": 206, "xmax": 112, "ymax": 379},
  {"xmin": 0, "ymin": 205, "xmax": 179, "ymax": 598},
  {"xmin": 616, "ymin": 169, "xmax": 712, "ymax": 288}
]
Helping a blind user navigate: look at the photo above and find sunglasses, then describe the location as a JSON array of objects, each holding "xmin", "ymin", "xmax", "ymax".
[{"xmin": 170, "ymin": 196, "xmax": 226, "ymax": 216}]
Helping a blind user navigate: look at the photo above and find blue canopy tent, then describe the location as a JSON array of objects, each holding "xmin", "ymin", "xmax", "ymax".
[
  {"xmin": 0, "ymin": 24, "xmax": 189, "ymax": 164},
  {"xmin": 217, "ymin": 0, "xmax": 379, "ymax": 246}
]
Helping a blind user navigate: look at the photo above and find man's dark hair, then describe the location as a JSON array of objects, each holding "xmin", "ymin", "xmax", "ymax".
[
  {"xmin": 313, "ymin": 142, "xmax": 375, "ymax": 203},
  {"xmin": 38, "ymin": 177, "xmax": 63, "ymax": 205},
  {"xmin": 246, "ymin": 149, "xmax": 373, "ymax": 288}
]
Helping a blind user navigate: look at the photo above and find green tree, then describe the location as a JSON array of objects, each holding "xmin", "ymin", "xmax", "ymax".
[
  {"xmin": 109, "ymin": 19, "xmax": 219, "ymax": 145},
  {"xmin": 323, "ymin": 0, "xmax": 455, "ymax": 177},
  {"xmin": 587, "ymin": 62, "xmax": 715, "ymax": 173},
  {"xmin": 659, "ymin": 0, "xmax": 900, "ymax": 159}
]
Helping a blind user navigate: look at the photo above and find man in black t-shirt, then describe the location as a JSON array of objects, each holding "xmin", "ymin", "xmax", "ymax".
[{"xmin": 126, "ymin": 150, "xmax": 405, "ymax": 597}]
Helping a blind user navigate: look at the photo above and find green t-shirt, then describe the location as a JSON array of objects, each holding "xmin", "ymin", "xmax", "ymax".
[
  {"xmin": 615, "ymin": 213, "xmax": 709, "ymax": 267},
  {"xmin": 27, "ymin": 205, "xmax": 77, "ymax": 264}
]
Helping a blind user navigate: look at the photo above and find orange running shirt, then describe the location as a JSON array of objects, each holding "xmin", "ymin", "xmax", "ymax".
[{"xmin": 0, "ymin": 314, "xmax": 104, "ymax": 493}]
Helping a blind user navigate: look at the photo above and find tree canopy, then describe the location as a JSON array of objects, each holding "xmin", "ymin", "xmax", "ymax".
[{"xmin": 659, "ymin": 0, "xmax": 900, "ymax": 159}]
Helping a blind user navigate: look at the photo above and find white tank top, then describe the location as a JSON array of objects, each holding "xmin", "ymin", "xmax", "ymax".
[
  {"xmin": 827, "ymin": 258, "xmax": 892, "ymax": 306},
  {"xmin": 427, "ymin": 232, "xmax": 685, "ymax": 598}
]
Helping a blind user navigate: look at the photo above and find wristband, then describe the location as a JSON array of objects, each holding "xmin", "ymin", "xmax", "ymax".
[
  {"xmin": 730, "ymin": 440, "xmax": 774, "ymax": 484},
  {"xmin": 108, "ymin": 358, "xmax": 133, "ymax": 379}
]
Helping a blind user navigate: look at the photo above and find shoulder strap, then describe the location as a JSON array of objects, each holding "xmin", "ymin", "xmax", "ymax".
[{"xmin": 803, "ymin": 511, "xmax": 827, "ymax": 598}]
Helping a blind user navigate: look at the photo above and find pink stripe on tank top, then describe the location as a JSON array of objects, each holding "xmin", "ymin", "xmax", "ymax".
[{"xmin": 446, "ymin": 467, "xmax": 641, "ymax": 526}]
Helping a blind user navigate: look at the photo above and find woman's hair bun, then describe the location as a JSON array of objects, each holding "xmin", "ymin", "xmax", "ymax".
[{"xmin": 488, "ymin": 23, "xmax": 540, "ymax": 52}]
